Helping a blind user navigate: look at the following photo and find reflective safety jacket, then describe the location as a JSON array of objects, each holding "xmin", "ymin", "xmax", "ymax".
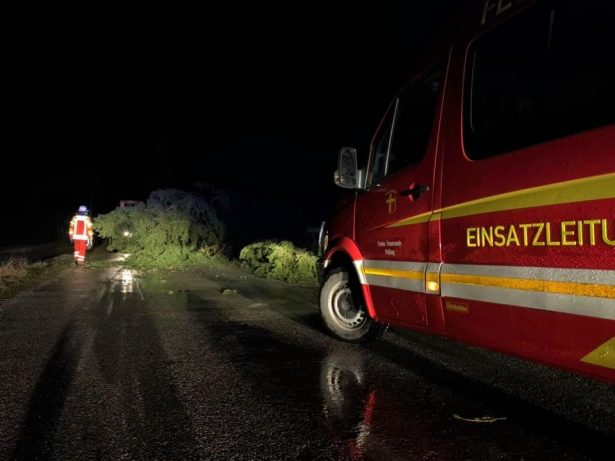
[{"xmin": 69, "ymin": 215, "xmax": 94, "ymax": 241}]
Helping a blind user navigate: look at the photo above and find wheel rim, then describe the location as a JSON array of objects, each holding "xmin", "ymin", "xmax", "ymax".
[{"xmin": 331, "ymin": 282, "xmax": 366, "ymax": 330}]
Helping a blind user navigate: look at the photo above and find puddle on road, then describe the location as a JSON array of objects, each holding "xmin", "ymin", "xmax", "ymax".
[
  {"xmin": 196, "ymin": 318, "xmax": 501, "ymax": 459},
  {"xmin": 110, "ymin": 268, "xmax": 143, "ymax": 301},
  {"xmin": 318, "ymin": 353, "xmax": 444, "ymax": 460},
  {"xmin": 320, "ymin": 352, "xmax": 375, "ymax": 457},
  {"xmin": 316, "ymin": 348, "xmax": 588, "ymax": 460},
  {"xmin": 119, "ymin": 269, "xmax": 135, "ymax": 294}
]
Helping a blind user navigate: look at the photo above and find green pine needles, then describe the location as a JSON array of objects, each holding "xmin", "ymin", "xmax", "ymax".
[
  {"xmin": 239, "ymin": 240, "xmax": 317, "ymax": 284},
  {"xmin": 95, "ymin": 189, "xmax": 226, "ymax": 267}
]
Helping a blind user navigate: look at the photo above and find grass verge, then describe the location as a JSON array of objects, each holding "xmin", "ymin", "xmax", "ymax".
[{"xmin": 0, "ymin": 256, "xmax": 72, "ymax": 300}]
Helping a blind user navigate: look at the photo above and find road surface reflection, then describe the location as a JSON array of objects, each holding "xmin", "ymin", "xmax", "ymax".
[{"xmin": 320, "ymin": 352, "xmax": 378, "ymax": 460}]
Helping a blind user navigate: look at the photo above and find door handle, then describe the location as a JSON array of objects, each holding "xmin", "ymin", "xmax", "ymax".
[{"xmin": 400, "ymin": 183, "xmax": 430, "ymax": 201}]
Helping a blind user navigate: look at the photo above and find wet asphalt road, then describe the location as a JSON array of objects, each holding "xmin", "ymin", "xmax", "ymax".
[{"xmin": 0, "ymin": 257, "xmax": 613, "ymax": 460}]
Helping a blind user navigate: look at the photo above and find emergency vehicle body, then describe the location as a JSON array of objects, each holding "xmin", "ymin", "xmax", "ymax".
[{"xmin": 318, "ymin": 0, "xmax": 614, "ymax": 383}]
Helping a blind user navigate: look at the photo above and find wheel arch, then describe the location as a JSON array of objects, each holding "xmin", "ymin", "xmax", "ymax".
[{"xmin": 322, "ymin": 237, "xmax": 378, "ymax": 320}]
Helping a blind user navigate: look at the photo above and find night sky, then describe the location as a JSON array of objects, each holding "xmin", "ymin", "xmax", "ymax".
[{"xmin": 3, "ymin": 1, "xmax": 467, "ymax": 244}]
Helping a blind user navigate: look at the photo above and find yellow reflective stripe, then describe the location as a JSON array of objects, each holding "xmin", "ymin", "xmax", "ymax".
[
  {"xmin": 387, "ymin": 211, "xmax": 442, "ymax": 229},
  {"xmin": 388, "ymin": 172, "xmax": 615, "ymax": 228},
  {"xmin": 363, "ymin": 267, "xmax": 424, "ymax": 280},
  {"xmin": 581, "ymin": 337, "xmax": 615, "ymax": 370},
  {"xmin": 387, "ymin": 211, "xmax": 433, "ymax": 227},
  {"xmin": 439, "ymin": 172, "xmax": 615, "ymax": 220},
  {"xmin": 441, "ymin": 273, "xmax": 615, "ymax": 299}
]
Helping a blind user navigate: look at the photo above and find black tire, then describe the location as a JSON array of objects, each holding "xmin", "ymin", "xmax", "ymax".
[{"xmin": 319, "ymin": 268, "xmax": 387, "ymax": 342}]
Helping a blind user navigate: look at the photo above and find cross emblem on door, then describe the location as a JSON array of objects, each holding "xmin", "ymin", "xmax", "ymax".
[{"xmin": 385, "ymin": 190, "xmax": 396, "ymax": 215}]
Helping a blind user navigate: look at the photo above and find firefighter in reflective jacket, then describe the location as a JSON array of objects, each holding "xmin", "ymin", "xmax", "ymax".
[{"xmin": 69, "ymin": 205, "xmax": 94, "ymax": 265}]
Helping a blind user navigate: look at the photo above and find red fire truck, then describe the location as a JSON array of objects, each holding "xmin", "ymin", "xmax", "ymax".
[{"xmin": 318, "ymin": 0, "xmax": 614, "ymax": 383}]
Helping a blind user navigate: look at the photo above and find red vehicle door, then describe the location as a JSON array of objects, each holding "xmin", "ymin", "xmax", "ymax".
[{"xmin": 355, "ymin": 65, "xmax": 445, "ymax": 327}]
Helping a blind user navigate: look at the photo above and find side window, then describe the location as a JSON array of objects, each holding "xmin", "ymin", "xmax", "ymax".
[
  {"xmin": 370, "ymin": 109, "xmax": 394, "ymax": 186},
  {"xmin": 369, "ymin": 67, "xmax": 442, "ymax": 186},
  {"xmin": 387, "ymin": 69, "xmax": 441, "ymax": 175},
  {"xmin": 465, "ymin": 0, "xmax": 615, "ymax": 159}
]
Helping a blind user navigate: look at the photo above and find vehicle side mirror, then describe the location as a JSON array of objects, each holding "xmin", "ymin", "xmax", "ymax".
[{"xmin": 334, "ymin": 147, "xmax": 363, "ymax": 189}]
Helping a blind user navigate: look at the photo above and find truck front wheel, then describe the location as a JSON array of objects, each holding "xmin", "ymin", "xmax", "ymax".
[{"xmin": 320, "ymin": 268, "xmax": 387, "ymax": 342}]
